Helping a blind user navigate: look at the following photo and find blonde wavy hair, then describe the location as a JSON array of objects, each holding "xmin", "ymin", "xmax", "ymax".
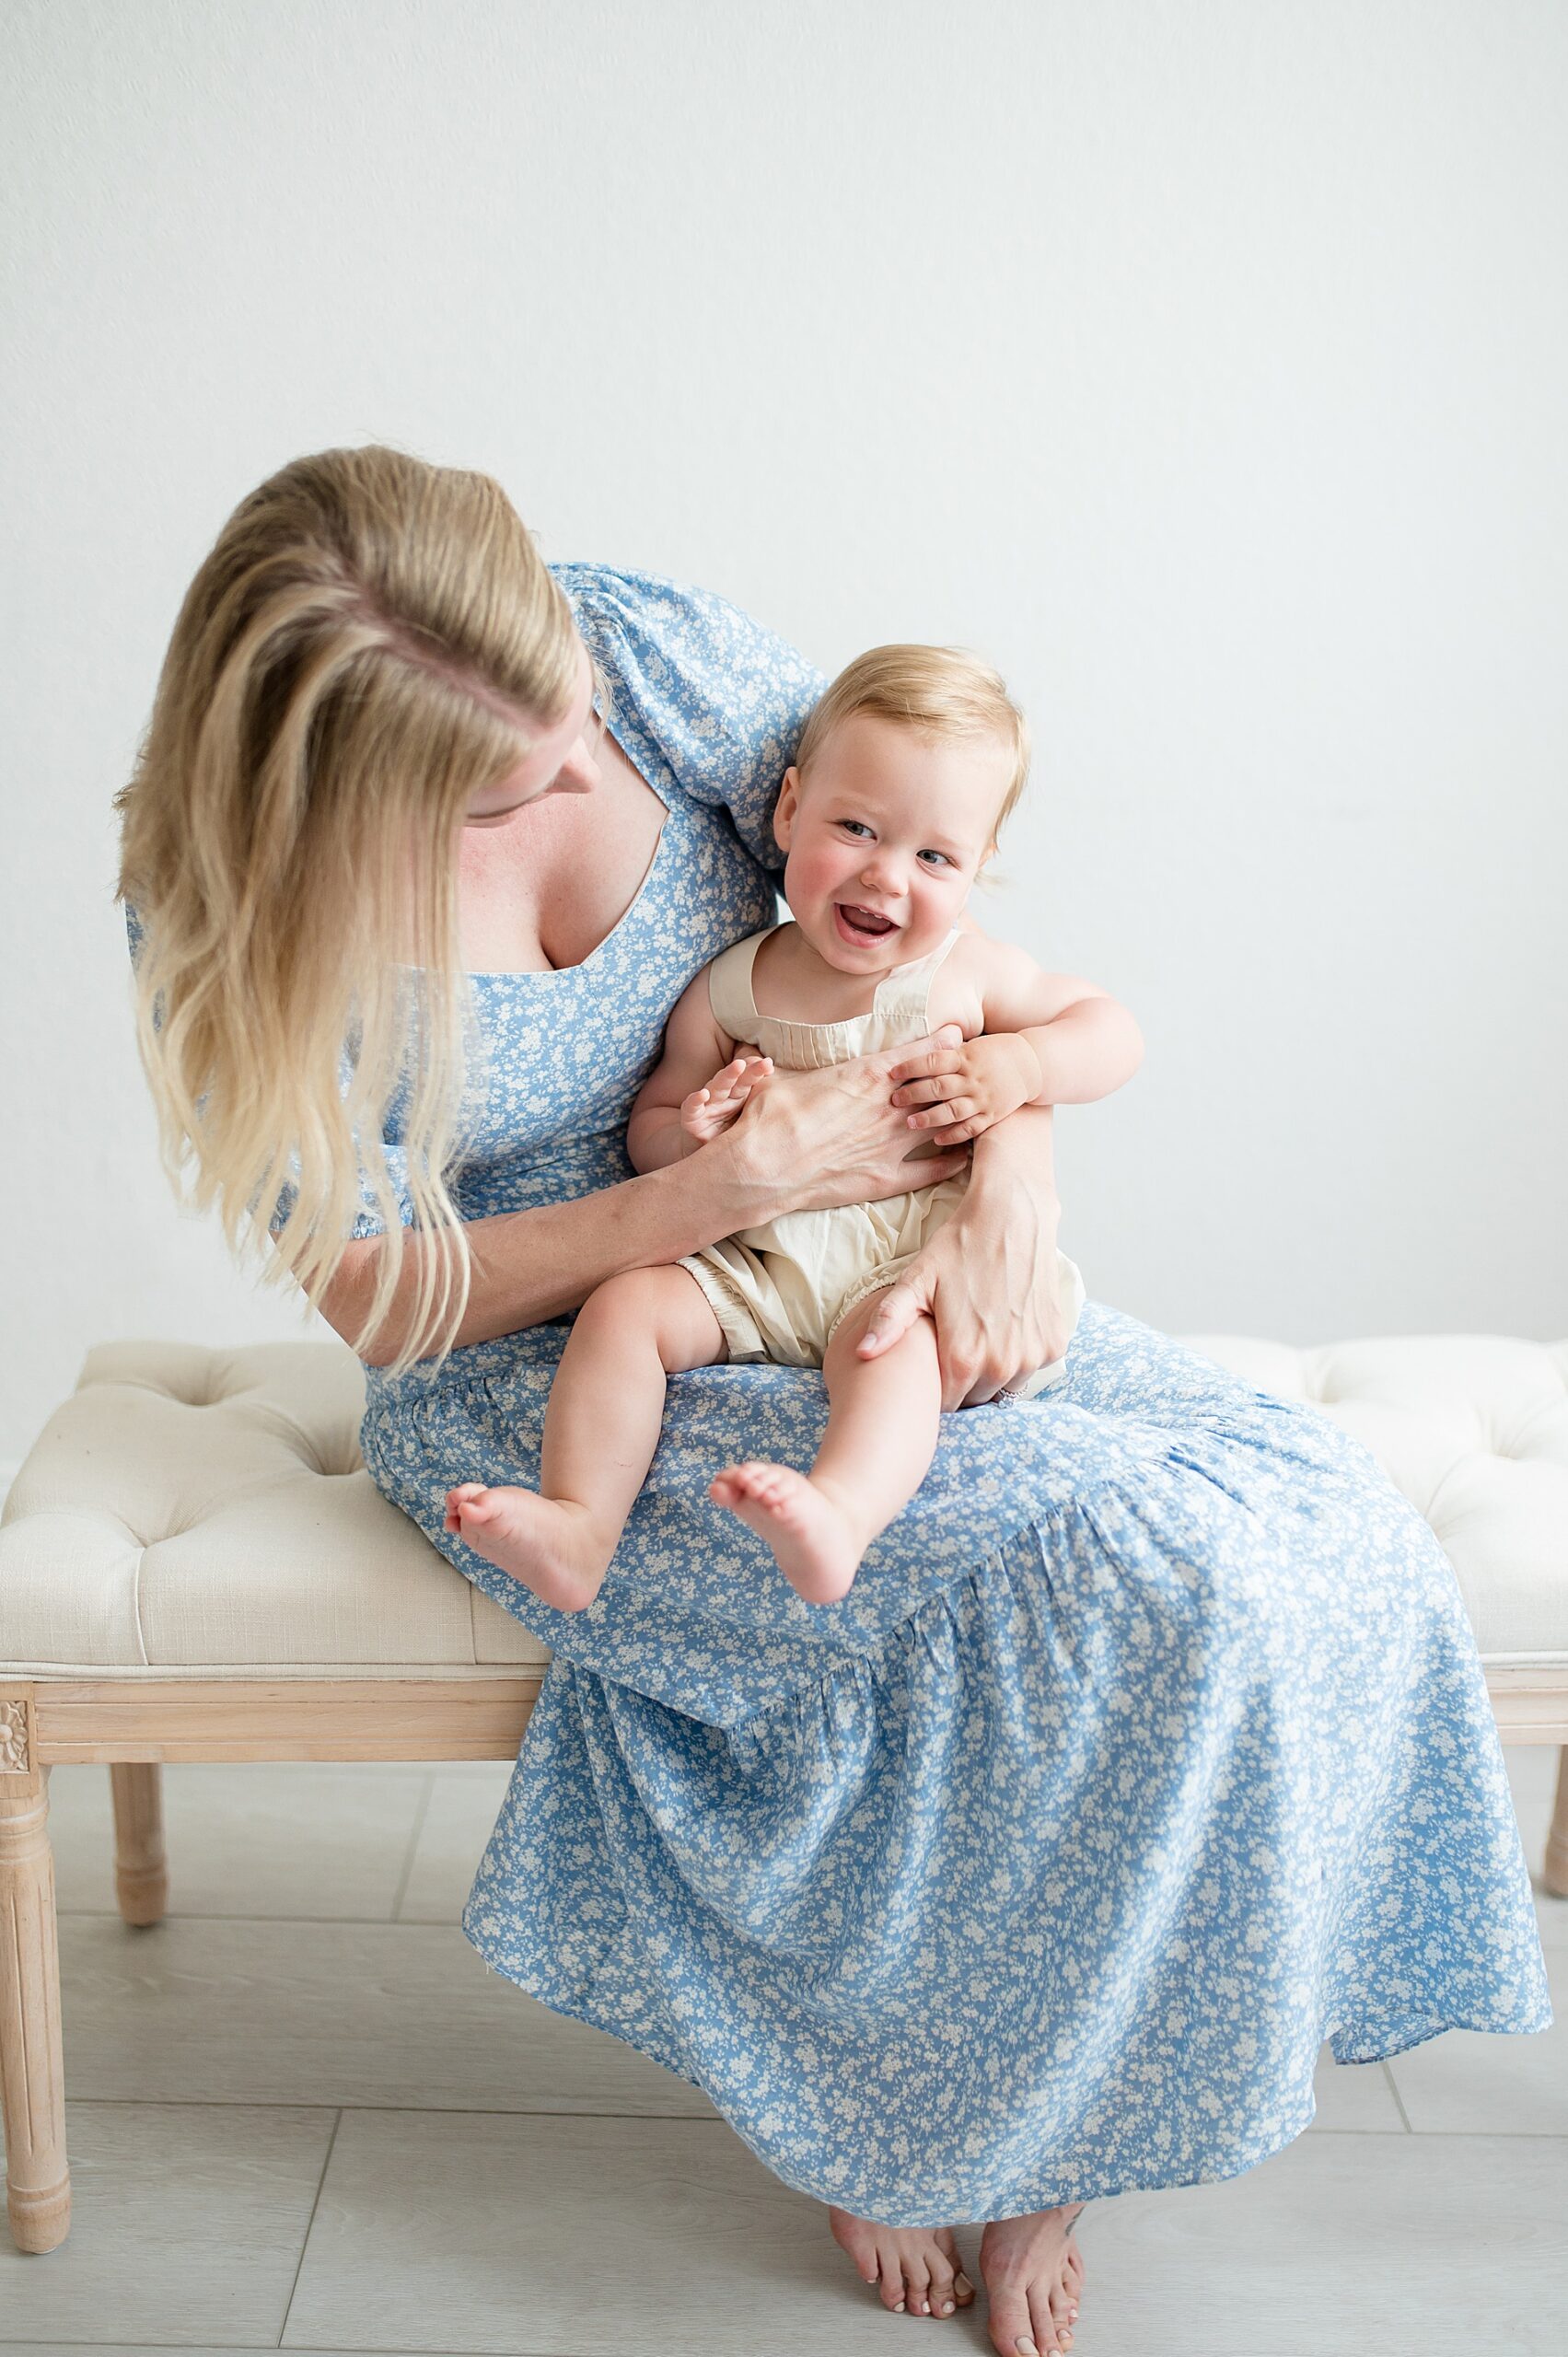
[
  {"xmin": 793, "ymin": 643, "xmax": 1030, "ymax": 842},
  {"xmin": 113, "ymin": 445, "xmax": 586, "ymax": 1378}
]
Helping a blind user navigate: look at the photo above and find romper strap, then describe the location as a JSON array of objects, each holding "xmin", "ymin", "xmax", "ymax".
[
  {"xmin": 705, "ymin": 926, "xmax": 775, "ymax": 1045},
  {"xmin": 876, "ymin": 924, "xmax": 965, "ymax": 1033}
]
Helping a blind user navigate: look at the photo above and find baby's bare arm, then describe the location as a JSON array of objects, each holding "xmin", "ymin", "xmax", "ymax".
[
  {"xmin": 971, "ymin": 937, "xmax": 1144, "ymax": 1104},
  {"xmin": 890, "ymin": 934, "xmax": 1144, "ymax": 1144},
  {"xmin": 625, "ymin": 968, "xmax": 739, "ymax": 1171}
]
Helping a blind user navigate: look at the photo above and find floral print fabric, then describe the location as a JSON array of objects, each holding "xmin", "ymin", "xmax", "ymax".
[{"xmin": 260, "ymin": 565, "xmax": 1548, "ymax": 2224}]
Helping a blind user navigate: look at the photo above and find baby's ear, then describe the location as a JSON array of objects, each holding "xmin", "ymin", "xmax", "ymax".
[{"xmin": 772, "ymin": 766, "xmax": 800, "ymax": 853}]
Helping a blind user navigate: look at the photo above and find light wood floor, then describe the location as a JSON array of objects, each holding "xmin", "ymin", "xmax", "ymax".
[{"xmin": 1, "ymin": 1747, "xmax": 1563, "ymax": 2354}]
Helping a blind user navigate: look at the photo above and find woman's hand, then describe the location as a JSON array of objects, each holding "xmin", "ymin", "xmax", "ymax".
[
  {"xmin": 720, "ymin": 1025, "xmax": 973, "ymax": 1217},
  {"xmin": 854, "ymin": 1103, "xmax": 1066, "ymax": 1408}
]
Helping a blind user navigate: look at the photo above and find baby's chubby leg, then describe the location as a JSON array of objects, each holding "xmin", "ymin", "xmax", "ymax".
[
  {"xmin": 711, "ymin": 1288, "xmax": 942, "ymax": 1605},
  {"xmin": 447, "ymin": 1266, "xmax": 725, "ymax": 1613}
]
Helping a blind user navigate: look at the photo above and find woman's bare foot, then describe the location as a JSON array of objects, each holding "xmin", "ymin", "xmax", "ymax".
[
  {"xmin": 978, "ymin": 2204, "xmax": 1085, "ymax": 2357},
  {"xmin": 443, "ymin": 1483, "xmax": 610, "ymax": 1614},
  {"xmin": 827, "ymin": 2204, "xmax": 976, "ymax": 2319},
  {"xmin": 709, "ymin": 1461, "xmax": 865, "ymax": 1603}
]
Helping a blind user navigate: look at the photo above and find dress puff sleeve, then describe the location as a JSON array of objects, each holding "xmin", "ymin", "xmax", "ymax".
[
  {"xmin": 122, "ymin": 899, "xmax": 415, "ymax": 1243},
  {"xmin": 553, "ymin": 563, "xmax": 827, "ymax": 874}
]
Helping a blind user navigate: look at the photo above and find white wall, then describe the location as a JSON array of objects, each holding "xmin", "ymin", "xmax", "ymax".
[{"xmin": 3, "ymin": 0, "xmax": 1564, "ymax": 1459}]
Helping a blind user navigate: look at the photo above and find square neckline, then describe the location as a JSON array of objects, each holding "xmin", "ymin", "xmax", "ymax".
[
  {"xmin": 467, "ymin": 703, "xmax": 671, "ymax": 981},
  {"xmin": 412, "ymin": 702, "xmax": 672, "ymax": 983}
]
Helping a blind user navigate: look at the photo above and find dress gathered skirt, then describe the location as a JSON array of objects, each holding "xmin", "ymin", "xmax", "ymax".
[
  {"xmin": 250, "ymin": 560, "xmax": 1549, "ymax": 2225},
  {"xmin": 362, "ymin": 1298, "xmax": 1550, "ymax": 2223}
]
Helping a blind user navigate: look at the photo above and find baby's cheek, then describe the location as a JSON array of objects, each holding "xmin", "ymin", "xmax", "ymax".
[{"xmin": 784, "ymin": 840, "xmax": 849, "ymax": 911}]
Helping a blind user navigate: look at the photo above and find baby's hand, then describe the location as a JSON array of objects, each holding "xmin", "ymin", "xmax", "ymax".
[
  {"xmin": 888, "ymin": 1032, "xmax": 1043, "ymax": 1145},
  {"xmin": 680, "ymin": 1054, "xmax": 774, "ymax": 1145}
]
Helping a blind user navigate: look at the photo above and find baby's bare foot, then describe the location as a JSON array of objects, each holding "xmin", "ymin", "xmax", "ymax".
[
  {"xmin": 443, "ymin": 1483, "xmax": 610, "ymax": 1614},
  {"xmin": 978, "ymin": 2204, "xmax": 1086, "ymax": 2357},
  {"xmin": 827, "ymin": 2204, "xmax": 976, "ymax": 2319},
  {"xmin": 709, "ymin": 1461, "xmax": 864, "ymax": 1602}
]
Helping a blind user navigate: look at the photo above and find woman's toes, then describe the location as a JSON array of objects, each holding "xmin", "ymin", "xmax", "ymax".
[
  {"xmin": 984, "ymin": 2283, "xmax": 1036, "ymax": 2356},
  {"xmin": 1028, "ymin": 2287, "xmax": 1063, "ymax": 2353},
  {"xmin": 825, "ymin": 2205, "xmax": 879, "ymax": 2287}
]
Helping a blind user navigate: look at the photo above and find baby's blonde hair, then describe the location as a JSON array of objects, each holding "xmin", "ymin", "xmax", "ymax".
[
  {"xmin": 113, "ymin": 444, "xmax": 584, "ymax": 1379},
  {"xmin": 793, "ymin": 643, "xmax": 1029, "ymax": 842}
]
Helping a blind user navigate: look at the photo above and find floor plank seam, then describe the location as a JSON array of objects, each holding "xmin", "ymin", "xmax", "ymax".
[
  {"xmin": 60, "ymin": 2096, "xmax": 1558, "ymax": 2134},
  {"xmin": 276, "ymin": 2106, "xmax": 343, "ymax": 2350},
  {"xmin": 1380, "ymin": 2061, "xmax": 1413, "ymax": 2131},
  {"xmin": 389, "ymin": 1771, "xmax": 437, "ymax": 1923},
  {"xmin": 58, "ymin": 1910, "xmax": 456, "ymax": 1927}
]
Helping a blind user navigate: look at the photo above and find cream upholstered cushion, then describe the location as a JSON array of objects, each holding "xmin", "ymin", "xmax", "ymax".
[
  {"xmin": 1182, "ymin": 1333, "xmax": 1568, "ymax": 1662},
  {"xmin": 0, "ymin": 1341, "xmax": 549, "ymax": 1679},
  {"xmin": 1, "ymin": 1331, "xmax": 1565, "ymax": 1678}
]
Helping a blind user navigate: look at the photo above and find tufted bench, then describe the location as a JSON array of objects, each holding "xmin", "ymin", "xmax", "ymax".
[{"xmin": 2, "ymin": 1330, "xmax": 1566, "ymax": 2254}]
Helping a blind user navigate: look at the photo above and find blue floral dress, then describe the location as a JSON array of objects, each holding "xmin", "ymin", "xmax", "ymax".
[{"xmin": 269, "ymin": 565, "xmax": 1547, "ymax": 2226}]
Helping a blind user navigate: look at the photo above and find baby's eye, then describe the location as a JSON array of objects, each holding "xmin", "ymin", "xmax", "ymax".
[
  {"xmin": 839, "ymin": 819, "xmax": 874, "ymax": 839},
  {"xmin": 918, "ymin": 849, "xmax": 954, "ymax": 867}
]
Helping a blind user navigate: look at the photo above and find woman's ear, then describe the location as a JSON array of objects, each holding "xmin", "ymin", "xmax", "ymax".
[{"xmin": 773, "ymin": 767, "xmax": 800, "ymax": 853}]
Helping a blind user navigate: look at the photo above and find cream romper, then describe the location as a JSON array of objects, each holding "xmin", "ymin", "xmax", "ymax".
[{"xmin": 679, "ymin": 923, "xmax": 1086, "ymax": 1396}]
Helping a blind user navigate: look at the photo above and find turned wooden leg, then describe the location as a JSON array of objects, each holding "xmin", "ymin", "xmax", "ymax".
[
  {"xmin": 110, "ymin": 1762, "xmax": 168, "ymax": 1927},
  {"xmin": 1544, "ymin": 1744, "xmax": 1568, "ymax": 1899},
  {"xmin": 0, "ymin": 1688, "xmax": 70, "ymax": 2252}
]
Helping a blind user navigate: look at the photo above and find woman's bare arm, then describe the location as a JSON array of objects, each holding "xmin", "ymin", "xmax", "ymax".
[
  {"xmin": 856, "ymin": 1097, "xmax": 1071, "ymax": 1408},
  {"xmin": 307, "ymin": 1144, "xmax": 766, "ymax": 1364},
  {"xmin": 305, "ymin": 1033, "xmax": 970, "ymax": 1366}
]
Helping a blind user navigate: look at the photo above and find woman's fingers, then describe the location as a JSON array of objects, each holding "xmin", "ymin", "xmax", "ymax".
[
  {"xmin": 892, "ymin": 1145, "xmax": 970, "ymax": 1189},
  {"xmin": 912, "ymin": 1118, "xmax": 981, "ymax": 1145},
  {"xmin": 855, "ymin": 1277, "xmax": 926, "ymax": 1358}
]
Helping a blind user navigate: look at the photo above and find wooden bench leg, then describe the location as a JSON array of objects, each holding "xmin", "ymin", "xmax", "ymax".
[
  {"xmin": 0, "ymin": 1690, "xmax": 70, "ymax": 2252},
  {"xmin": 1545, "ymin": 1743, "xmax": 1568, "ymax": 1899},
  {"xmin": 110, "ymin": 1763, "xmax": 168, "ymax": 1927}
]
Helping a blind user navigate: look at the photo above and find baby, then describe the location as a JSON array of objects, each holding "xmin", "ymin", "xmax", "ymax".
[{"xmin": 445, "ymin": 644, "xmax": 1127, "ymax": 1608}]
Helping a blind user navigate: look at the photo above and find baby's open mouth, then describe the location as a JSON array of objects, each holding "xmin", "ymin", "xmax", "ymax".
[{"xmin": 835, "ymin": 902, "xmax": 898, "ymax": 943}]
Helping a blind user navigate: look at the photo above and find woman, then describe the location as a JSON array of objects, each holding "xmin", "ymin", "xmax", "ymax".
[{"xmin": 115, "ymin": 447, "xmax": 1550, "ymax": 2357}]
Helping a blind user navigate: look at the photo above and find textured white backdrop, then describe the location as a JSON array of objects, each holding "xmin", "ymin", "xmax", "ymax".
[{"xmin": 2, "ymin": 0, "xmax": 1564, "ymax": 1459}]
